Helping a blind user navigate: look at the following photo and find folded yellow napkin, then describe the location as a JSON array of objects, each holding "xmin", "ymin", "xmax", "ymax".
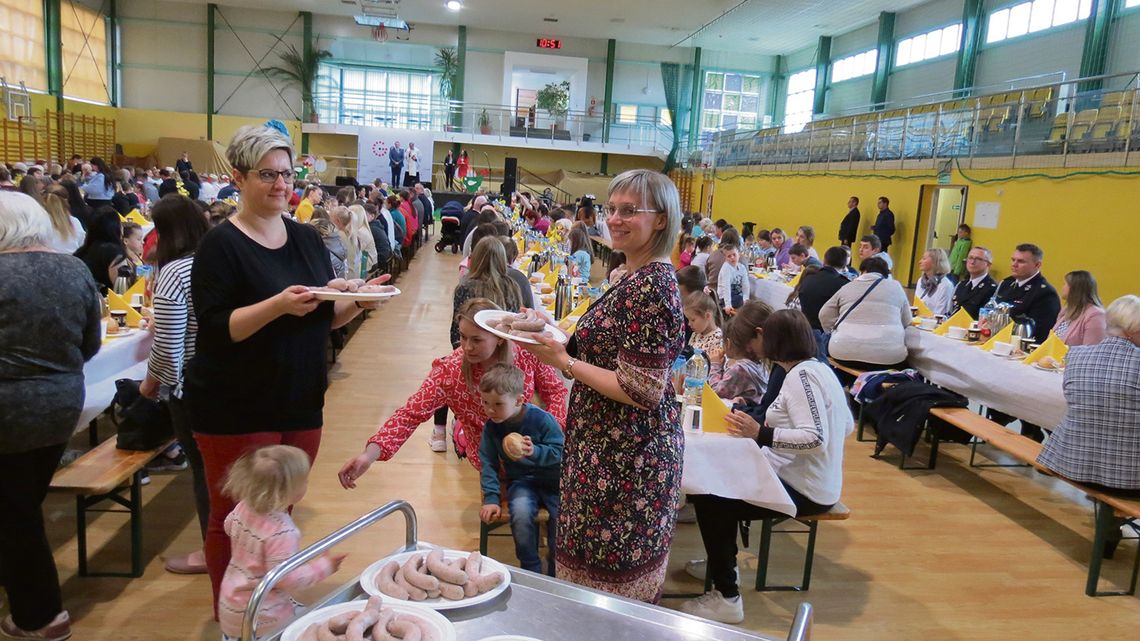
[
  {"xmin": 1023, "ymin": 331, "xmax": 1069, "ymax": 366},
  {"xmin": 980, "ymin": 322, "xmax": 1014, "ymax": 351},
  {"xmin": 787, "ymin": 270, "xmax": 803, "ymax": 288},
  {"xmin": 106, "ymin": 291, "xmax": 143, "ymax": 326},
  {"xmin": 933, "ymin": 307, "xmax": 972, "ymax": 336},
  {"xmin": 124, "ymin": 277, "xmax": 146, "ymax": 302},
  {"xmin": 701, "ymin": 382, "xmax": 731, "ymax": 434},
  {"xmin": 126, "ymin": 209, "xmax": 148, "ymax": 225},
  {"xmin": 515, "ymin": 237, "xmax": 525, "ymax": 256},
  {"xmin": 543, "ymin": 268, "xmax": 560, "ymax": 289},
  {"xmin": 913, "ymin": 295, "xmax": 934, "ymax": 318},
  {"xmin": 537, "ymin": 262, "xmax": 550, "ymax": 276},
  {"xmin": 750, "ymin": 271, "xmax": 768, "ymax": 279},
  {"xmin": 517, "ymin": 256, "xmax": 532, "ymax": 272}
]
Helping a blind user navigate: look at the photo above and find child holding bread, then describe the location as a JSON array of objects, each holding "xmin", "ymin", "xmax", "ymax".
[{"xmin": 477, "ymin": 364, "xmax": 563, "ymax": 576}]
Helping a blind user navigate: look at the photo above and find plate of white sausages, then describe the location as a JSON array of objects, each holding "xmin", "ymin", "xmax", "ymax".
[
  {"xmin": 282, "ymin": 595, "xmax": 454, "ymax": 641},
  {"xmin": 360, "ymin": 549, "xmax": 511, "ymax": 611}
]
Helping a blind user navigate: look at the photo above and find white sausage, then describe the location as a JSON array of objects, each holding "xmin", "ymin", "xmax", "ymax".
[
  {"xmin": 474, "ymin": 570, "xmax": 504, "ymax": 594},
  {"xmin": 317, "ymin": 622, "xmax": 342, "ymax": 641},
  {"xmin": 346, "ymin": 605, "xmax": 382, "ymax": 641},
  {"xmin": 412, "ymin": 617, "xmax": 438, "ymax": 641},
  {"xmin": 425, "ymin": 550, "xmax": 468, "ymax": 586},
  {"xmin": 386, "ymin": 618, "xmax": 422, "ymax": 641},
  {"xmin": 299, "ymin": 623, "xmax": 322, "ymax": 641},
  {"xmin": 393, "ymin": 567, "xmax": 427, "ymax": 601},
  {"xmin": 327, "ymin": 610, "xmax": 356, "ymax": 635},
  {"xmin": 465, "ymin": 551, "xmax": 483, "ymax": 576},
  {"xmin": 327, "ymin": 278, "xmax": 349, "ymax": 291},
  {"xmin": 377, "ymin": 561, "xmax": 409, "ymax": 600},
  {"xmin": 401, "ymin": 554, "xmax": 439, "ymax": 592}
]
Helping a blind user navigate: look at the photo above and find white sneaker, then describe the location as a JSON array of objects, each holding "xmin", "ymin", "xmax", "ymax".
[
  {"xmin": 429, "ymin": 425, "xmax": 446, "ymax": 453},
  {"xmin": 680, "ymin": 590, "xmax": 744, "ymax": 624},
  {"xmin": 684, "ymin": 559, "xmax": 739, "ymax": 583}
]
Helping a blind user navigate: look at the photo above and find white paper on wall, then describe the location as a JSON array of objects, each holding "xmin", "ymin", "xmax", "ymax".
[
  {"xmin": 973, "ymin": 201, "xmax": 1000, "ymax": 229},
  {"xmin": 357, "ymin": 127, "xmax": 436, "ymax": 187}
]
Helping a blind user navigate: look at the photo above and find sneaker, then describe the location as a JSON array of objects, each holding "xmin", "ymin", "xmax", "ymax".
[
  {"xmin": 139, "ymin": 470, "xmax": 151, "ymax": 486},
  {"xmin": 164, "ymin": 549, "xmax": 207, "ymax": 574},
  {"xmin": 679, "ymin": 590, "xmax": 744, "ymax": 624},
  {"xmin": 676, "ymin": 503, "xmax": 696, "ymax": 524},
  {"xmin": 429, "ymin": 425, "xmax": 447, "ymax": 453},
  {"xmin": 684, "ymin": 559, "xmax": 739, "ymax": 583},
  {"xmin": 1, "ymin": 611, "xmax": 72, "ymax": 641},
  {"xmin": 147, "ymin": 451, "xmax": 188, "ymax": 472}
]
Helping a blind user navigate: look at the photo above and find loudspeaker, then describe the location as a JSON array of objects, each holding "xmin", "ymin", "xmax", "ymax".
[{"xmin": 501, "ymin": 157, "xmax": 518, "ymax": 196}]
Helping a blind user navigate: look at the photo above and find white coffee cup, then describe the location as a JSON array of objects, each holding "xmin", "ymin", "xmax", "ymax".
[
  {"xmin": 919, "ymin": 317, "xmax": 938, "ymax": 330},
  {"xmin": 992, "ymin": 341, "xmax": 1013, "ymax": 356},
  {"xmin": 131, "ymin": 293, "xmax": 145, "ymax": 307},
  {"xmin": 948, "ymin": 326, "xmax": 968, "ymax": 340}
]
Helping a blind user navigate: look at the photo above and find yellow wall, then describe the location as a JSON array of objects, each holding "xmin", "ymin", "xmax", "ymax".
[
  {"xmin": 430, "ymin": 143, "xmax": 661, "ymax": 176},
  {"xmin": 712, "ymin": 167, "xmax": 1140, "ymax": 303}
]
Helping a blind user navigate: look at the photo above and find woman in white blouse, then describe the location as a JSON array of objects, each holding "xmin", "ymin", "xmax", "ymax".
[
  {"xmin": 682, "ymin": 309, "xmax": 853, "ymax": 624},
  {"xmin": 818, "ymin": 256, "xmax": 912, "ymax": 370},
  {"xmin": 42, "ymin": 192, "xmax": 85, "ymax": 254},
  {"xmin": 917, "ymin": 248, "xmax": 954, "ymax": 316}
]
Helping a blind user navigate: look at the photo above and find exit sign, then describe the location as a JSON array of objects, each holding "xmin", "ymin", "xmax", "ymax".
[{"xmin": 537, "ymin": 38, "xmax": 562, "ymax": 49}]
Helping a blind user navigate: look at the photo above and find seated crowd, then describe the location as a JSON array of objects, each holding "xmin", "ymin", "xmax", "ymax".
[{"xmin": 0, "ymin": 141, "xmax": 1136, "ymax": 641}]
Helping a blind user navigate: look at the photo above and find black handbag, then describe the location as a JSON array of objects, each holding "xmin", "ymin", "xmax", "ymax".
[{"xmin": 112, "ymin": 378, "xmax": 174, "ymax": 451}]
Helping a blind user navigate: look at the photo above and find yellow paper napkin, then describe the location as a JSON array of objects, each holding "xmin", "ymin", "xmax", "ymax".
[
  {"xmin": 933, "ymin": 307, "xmax": 972, "ymax": 336},
  {"xmin": 544, "ymin": 268, "xmax": 560, "ymax": 289},
  {"xmin": 1023, "ymin": 331, "xmax": 1069, "ymax": 366},
  {"xmin": 537, "ymin": 262, "xmax": 550, "ymax": 276},
  {"xmin": 126, "ymin": 209, "xmax": 148, "ymax": 225},
  {"xmin": 699, "ymin": 383, "xmax": 732, "ymax": 434},
  {"xmin": 106, "ymin": 291, "xmax": 144, "ymax": 326},
  {"xmin": 787, "ymin": 270, "xmax": 803, "ymax": 288},
  {"xmin": 913, "ymin": 295, "xmax": 934, "ymax": 318},
  {"xmin": 124, "ymin": 277, "xmax": 146, "ymax": 302},
  {"xmin": 980, "ymin": 322, "xmax": 1014, "ymax": 352}
]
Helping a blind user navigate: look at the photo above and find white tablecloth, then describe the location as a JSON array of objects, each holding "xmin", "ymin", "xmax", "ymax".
[
  {"xmin": 904, "ymin": 326, "xmax": 1066, "ymax": 428},
  {"xmin": 682, "ymin": 429, "xmax": 797, "ymax": 516},
  {"xmin": 78, "ymin": 330, "xmax": 153, "ymax": 429},
  {"xmin": 748, "ymin": 276, "xmax": 793, "ymax": 311}
]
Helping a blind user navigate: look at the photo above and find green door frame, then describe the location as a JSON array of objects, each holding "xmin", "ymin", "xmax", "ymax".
[
  {"xmin": 812, "ymin": 36, "xmax": 831, "ymax": 115},
  {"xmin": 45, "ymin": 0, "xmax": 64, "ymax": 112},
  {"xmin": 954, "ymin": 0, "xmax": 985, "ymax": 96},
  {"xmin": 107, "ymin": 0, "xmax": 120, "ymax": 107},
  {"xmin": 688, "ymin": 47, "xmax": 702, "ymax": 146}
]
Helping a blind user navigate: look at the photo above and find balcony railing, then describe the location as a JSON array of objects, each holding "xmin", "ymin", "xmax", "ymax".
[
  {"xmin": 311, "ymin": 90, "xmax": 674, "ymax": 157},
  {"xmin": 697, "ymin": 70, "xmax": 1140, "ymax": 171}
]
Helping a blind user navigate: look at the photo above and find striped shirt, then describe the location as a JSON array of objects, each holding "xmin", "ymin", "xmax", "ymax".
[{"xmin": 147, "ymin": 255, "xmax": 196, "ymax": 398}]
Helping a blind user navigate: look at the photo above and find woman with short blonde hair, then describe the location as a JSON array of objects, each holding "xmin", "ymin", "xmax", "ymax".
[{"xmin": 917, "ymin": 247, "xmax": 954, "ymax": 316}]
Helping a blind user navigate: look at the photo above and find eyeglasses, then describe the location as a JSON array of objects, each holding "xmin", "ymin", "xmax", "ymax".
[
  {"xmin": 603, "ymin": 202, "xmax": 662, "ymax": 219},
  {"xmin": 966, "ymin": 256, "xmax": 991, "ymax": 263},
  {"xmin": 249, "ymin": 169, "xmax": 295, "ymax": 184}
]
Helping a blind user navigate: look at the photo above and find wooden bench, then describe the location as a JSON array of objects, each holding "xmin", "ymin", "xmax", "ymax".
[
  {"xmin": 49, "ymin": 435, "xmax": 172, "ymax": 577},
  {"xmin": 478, "ymin": 497, "xmax": 550, "ymax": 556},
  {"xmin": 927, "ymin": 407, "xmax": 1140, "ymax": 596}
]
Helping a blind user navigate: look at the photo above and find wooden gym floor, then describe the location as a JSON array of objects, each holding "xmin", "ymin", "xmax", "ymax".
[{"xmin": 10, "ymin": 246, "xmax": 1139, "ymax": 640}]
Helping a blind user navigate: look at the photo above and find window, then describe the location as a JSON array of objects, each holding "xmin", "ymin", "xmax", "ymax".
[
  {"xmin": 831, "ymin": 49, "xmax": 878, "ymax": 83},
  {"xmin": 1127, "ymin": 0, "xmax": 1140, "ymax": 8},
  {"xmin": 617, "ymin": 104, "xmax": 638, "ymax": 124},
  {"xmin": 895, "ymin": 24, "xmax": 961, "ymax": 67},
  {"xmin": 313, "ymin": 63, "xmax": 437, "ymax": 128},
  {"xmin": 783, "ymin": 68, "xmax": 816, "ymax": 133},
  {"xmin": 701, "ymin": 70, "xmax": 765, "ymax": 134},
  {"xmin": 659, "ymin": 108, "xmax": 672, "ymax": 127},
  {"xmin": 61, "ymin": 0, "xmax": 109, "ymax": 103},
  {"xmin": 0, "ymin": 0, "xmax": 47, "ymax": 92},
  {"xmin": 986, "ymin": 0, "xmax": 1093, "ymax": 44}
]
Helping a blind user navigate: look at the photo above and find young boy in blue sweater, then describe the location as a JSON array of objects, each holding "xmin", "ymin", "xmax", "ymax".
[{"xmin": 477, "ymin": 363, "xmax": 563, "ymax": 576}]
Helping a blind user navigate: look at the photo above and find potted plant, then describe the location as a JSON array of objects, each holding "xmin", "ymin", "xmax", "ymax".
[
  {"xmin": 435, "ymin": 47, "xmax": 459, "ymax": 100},
  {"xmin": 536, "ymin": 80, "xmax": 571, "ymax": 129},
  {"xmin": 478, "ymin": 109, "xmax": 492, "ymax": 135},
  {"xmin": 261, "ymin": 40, "xmax": 333, "ymax": 124}
]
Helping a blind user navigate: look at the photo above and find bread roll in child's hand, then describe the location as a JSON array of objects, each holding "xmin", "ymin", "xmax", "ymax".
[{"xmin": 502, "ymin": 432, "xmax": 526, "ymax": 461}]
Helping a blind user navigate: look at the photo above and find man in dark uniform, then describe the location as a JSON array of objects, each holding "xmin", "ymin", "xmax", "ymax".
[
  {"xmin": 872, "ymin": 196, "xmax": 895, "ymax": 254},
  {"xmin": 388, "ymin": 141, "xmax": 405, "ymax": 189},
  {"xmin": 994, "ymin": 243, "xmax": 1061, "ymax": 343},
  {"xmin": 951, "ymin": 246, "xmax": 999, "ymax": 318},
  {"xmin": 989, "ymin": 242, "xmax": 1062, "ymax": 442},
  {"xmin": 838, "ymin": 196, "xmax": 860, "ymax": 247}
]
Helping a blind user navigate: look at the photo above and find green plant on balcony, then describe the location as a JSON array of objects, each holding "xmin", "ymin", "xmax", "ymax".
[
  {"xmin": 536, "ymin": 80, "xmax": 571, "ymax": 126},
  {"xmin": 478, "ymin": 109, "xmax": 492, "ymax": 135},
  {"xmin": 260, "ymin": 41, "xmax": 333, "ymax": 123},
  {"xmin": 435, "ymin": 47, "xmax": 459, "ymax": 100}
]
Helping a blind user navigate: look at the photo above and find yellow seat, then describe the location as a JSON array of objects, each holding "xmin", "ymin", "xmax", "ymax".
[
  {"xmin": 1100, "ymin": 91, "xmax": 1125, "ymax": 108},
  {"xmin": 1028, "ymin": 87, "xmax": 1054, "ymax": 119},
  {"xmin": 1044, "ymin": 112, "xmax": 1071, "ymax": 150},
  {"xmin": 1065, "ymin": 108, "xmax": 1100, "ymax": 150},
  {"xmin": 1084, "ymin": 106, "xmax": 1121, "ymax": 151}
]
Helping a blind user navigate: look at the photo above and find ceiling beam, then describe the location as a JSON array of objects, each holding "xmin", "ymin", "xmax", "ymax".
[
  {"xmin": 953, "ymin": 0, "xmax": 985, "ymax": 95},
  {"xmin": 812, "ymin": 36, "xmax": 831, "ymax": 115},
  {"xmin": 871, "ymin": 11, "xmax": 895, "ymax": 109},
  {"xmin": 1079, "ymin": 0, "xmax": 1119, "ymax": 94}
]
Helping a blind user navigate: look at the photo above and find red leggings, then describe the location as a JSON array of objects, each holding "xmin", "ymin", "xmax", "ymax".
[{"xmin": 194, "ymin": 429, "xmax": 322, "ymax": 617}]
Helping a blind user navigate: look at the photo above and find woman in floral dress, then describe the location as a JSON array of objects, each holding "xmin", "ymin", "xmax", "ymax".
[{"xmin": 526, "ymin": 169, "xmax": 685, "ymax": 602}]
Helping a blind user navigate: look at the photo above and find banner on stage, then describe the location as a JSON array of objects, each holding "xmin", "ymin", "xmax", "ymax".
[{"xmin": 357, "ymin": 127, "xmax": 436, "ymax": 188}]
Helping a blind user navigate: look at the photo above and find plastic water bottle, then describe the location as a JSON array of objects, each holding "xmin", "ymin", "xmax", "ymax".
[
  {"xmin": 979, "ymin": 297, "xmax": 997, "ymax": 338},
  {"xmin": 682, "ymin": 350, "xmax": 708, "ymax": 431}
]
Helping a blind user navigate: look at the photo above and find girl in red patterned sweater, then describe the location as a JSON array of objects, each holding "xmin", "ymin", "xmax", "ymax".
[{"xmin": 338, "ymin": 298, "xmax": 568, "ymax": 487}]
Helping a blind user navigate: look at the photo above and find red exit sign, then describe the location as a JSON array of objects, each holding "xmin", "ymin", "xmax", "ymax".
[{"xmin": 537, "ymin": 38, "xmax": 562, "ymax": 49}]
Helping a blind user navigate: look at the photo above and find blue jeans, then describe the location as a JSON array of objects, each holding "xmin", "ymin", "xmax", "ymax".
[{"xmin": 507, "ymin": 478, "xmax": 560, "ymax": 575}]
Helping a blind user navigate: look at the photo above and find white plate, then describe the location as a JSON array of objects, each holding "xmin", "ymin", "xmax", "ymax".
[
  {"xmin": 915, "ymin": 325, "xmax": 937, "ymax": 332},
  {"xmin": 307, "ymin": 286, "xmax": 401, "ymax": 302},
  {"xmin": 1032, "ymin": 362, "xmax": 1064, "ymax": 373},
  {"xmin": 281, "ymin": 599, "xmax": 455, "ymax": 641},
  {"xmin": 360, "ymin": 549, "xmax": 512, "ymax": 610},
  {"xmin": 473, "ymin": 309, "xmax": 568, "ymax": 345},
  {"xmin": 105, "ymin": 327, "xmax": 136, "ymax": 338},
  {"xmin": 946, "ymin": 335, "xmax": 972, "ymax": 342}
]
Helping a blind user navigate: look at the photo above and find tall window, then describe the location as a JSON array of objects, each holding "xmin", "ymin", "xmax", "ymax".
[
  {"xmin": 987, "ymin": 0, "xmax": 1093, "ymax": 43},
  {"xmin": 1127, "ymin": 0, "xmax": 1140, "ymax": 8},
  {"xmin": 895, "ymin": 24, "xmax": 961, "ymax": 67},
  {"xmin": 783, "ymin": 68, "xmax": 816, "ymax": 133},
  {"xmin": 831, "ymin": 49, "xmax": 878, "ymax": 83},
  {"xmin": 616, "ymin": 104, "xmax": 638, "ymax": 124},
  {"xmin": 0, "ymin": 0, "xmax": 47, "ymax": 93},
  {"xmin": 314, "ymin": 63, "xmax": 437, "ymax": 128},
  {"xmin": 702, "ymin": 71, "xmax": 764, "ymax": 134},
  {"xmin": 61, "ymin": 0, "xmax": 109, "ymax": 103}
]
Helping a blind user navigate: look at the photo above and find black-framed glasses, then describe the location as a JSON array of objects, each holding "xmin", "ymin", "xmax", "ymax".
[
  {"xmin": 250, "ymin": 169, "xmax": 295, "ymax": 184},
  {"xmin": 603, "ymin": 202, "xmax": 662, "ymax": 219},
  {"xmin": 966, "ymin": 256, "xmax": 991, "ymax": 263}
]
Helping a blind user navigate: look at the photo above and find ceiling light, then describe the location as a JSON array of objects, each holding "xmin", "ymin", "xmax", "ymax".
[{"xmin": 445, "ymin": 0, "xmax": 462, "ymax": 11}]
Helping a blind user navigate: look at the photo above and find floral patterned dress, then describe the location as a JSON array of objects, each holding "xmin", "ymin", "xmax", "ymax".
[{"xmin": 556, "ymin": 261, "xmax": 685, "ymax": 602}]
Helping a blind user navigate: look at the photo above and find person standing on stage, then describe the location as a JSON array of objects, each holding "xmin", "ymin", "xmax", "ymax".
[
  {"xmin": 388, "ymin": 141, "xmax": 404, "ymax": 189},
  {"xmin": 838, "ymin": 196, "xmax": 860, "ymax": 247}
]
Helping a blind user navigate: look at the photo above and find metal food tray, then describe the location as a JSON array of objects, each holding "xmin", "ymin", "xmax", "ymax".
[{"xmin": 243, "ymin": 501, "xmax": 812, "ymax": 641}]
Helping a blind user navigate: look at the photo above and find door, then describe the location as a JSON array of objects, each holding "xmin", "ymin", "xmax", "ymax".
[{"xmin": 929, "ymin": 186, "xmax": 967, "ymax": 251}]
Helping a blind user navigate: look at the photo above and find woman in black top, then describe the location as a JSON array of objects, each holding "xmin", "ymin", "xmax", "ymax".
[
  {"xmin": 185, "ymin": 124, "xmax": 389, "ymax": 611},
  {"xmin": 73, "ymin": 206, "xmax": 128, "ymax": 291}
]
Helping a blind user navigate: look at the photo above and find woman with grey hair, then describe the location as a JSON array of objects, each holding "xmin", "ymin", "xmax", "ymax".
[
  {"xmin": 917, "ymin": 247, "xmax": 954, "ymax": 316},
  {"xmin": 0, "ymin": 192, "xmax": 102, "ymax": 641},
  {"xmin": 183, "ymin": 124, "xmax": 391, "ymax": 611},
  {"xmin": 524, "ymin": 168, "xmax": 685, "ymax": 602}
]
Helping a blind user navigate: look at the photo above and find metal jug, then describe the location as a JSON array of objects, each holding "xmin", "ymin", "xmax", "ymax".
[
  {"xmin": 1010, "ymin": 316, "xmax": 1036, "ymax": 352},
  {"xmin": 554, "ymin": 273, "xmax": 574, "ymax": 321},
  {"xmin": 113, "ymin": 264, "xmax": 133, "ymax": 296},
  {"xmin": 987, "ymin": 302, "xmax": 1012, "ymax": 335}
]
